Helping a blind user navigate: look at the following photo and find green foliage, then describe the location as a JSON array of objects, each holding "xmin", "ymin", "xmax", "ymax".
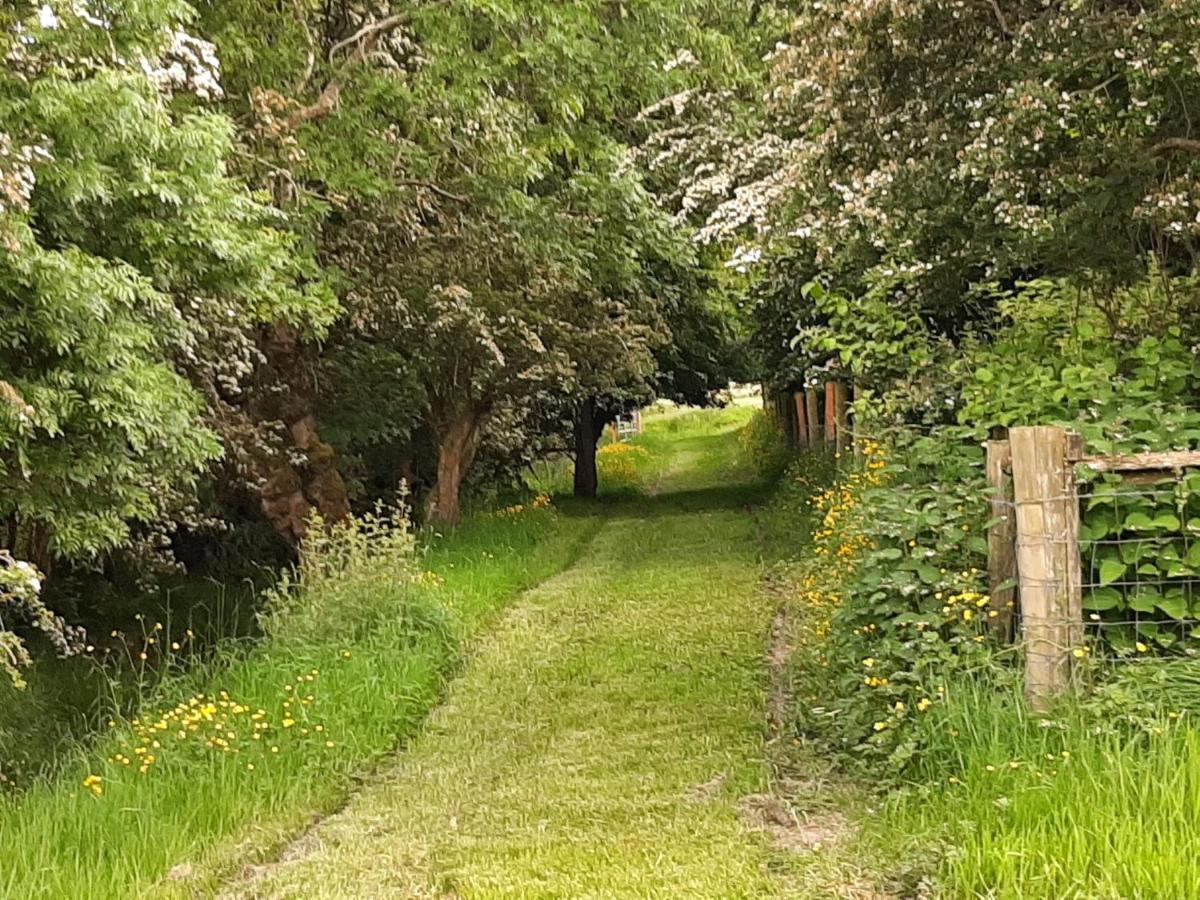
[
  {"xmin": 955, "ymin": 276, "xmax": 1200, "ymax": 450},
  {"xmin": 738, "ymin": 409, "xmax": 792, "ymax": 480},
  {"xmin": 782, "ymin": 436, "xmax": 1005, "ymax": 774},
  {"xmin": 0, "ymin": 552, "xmax": 70, "ymax": 688},
  {"xmin": 738, "ymin": 3, "xmax": 1200, "ymax": 393},
  {"xmin": 200, "ymin": 0, "xmax": 757, "ymax": 518},
  {"xmin": 1078, "ymin": 473, "xmax": 1200, "ymax": 656},
  {"xmin": 0, "ymin": 2, "xmax": 335, "ymax": 674},
  {"xmin": 595, "ymin": 442, "xmax": 653, "ymax": 496}
]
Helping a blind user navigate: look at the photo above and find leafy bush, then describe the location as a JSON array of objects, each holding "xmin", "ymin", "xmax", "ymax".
[
  {"xmin": 778, "ymin": 273, "xmax": 1200, "ymax": 778},
  {"xmin": 786, "ymin": 434, "xmax": 1008, "ymax": 773},
  {"xmin": 956, "ymin": 278, "xmax": 1200, "ymax": 655},
  {"xmin": 956, "ymin": 277, "xmax": 1200, "ymax": 453},
  {"xmin": 1078, "ymin": 473, "xmax": 1200, "ymax": 657},
  {"xmin": 738, "ymin": 409, "xmax": 792, "ymax": 480}
]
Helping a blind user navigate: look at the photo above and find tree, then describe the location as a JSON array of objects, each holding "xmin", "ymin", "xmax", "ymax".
[
  {"xmin": 698, "ymin": 2, "xmax": 1200, "ymax": 407},
  {"xmin": 0, "ymin": 1, "xmax": 335, "ymax": 675},
  {"xmin": 200, "ymin": 0, "xmax": 772, "ymax": 517}
]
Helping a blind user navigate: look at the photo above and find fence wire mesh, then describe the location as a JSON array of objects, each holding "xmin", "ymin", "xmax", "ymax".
[
  {"xmin": 1002, "ymin": 473, "xmax": 1200, "ymax": 665},
  {"xmin": 1075, "ymin": 474, "xmax": 1200, "ymax": 662},
  {"xmin": 768, "ymin": 385, "xmax": 1200, "ymax": 676}
]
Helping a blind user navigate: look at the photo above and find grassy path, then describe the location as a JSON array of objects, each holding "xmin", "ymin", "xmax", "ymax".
[{"xmin": 228, "ymin": 411, "xmax": 792, "ymax": 898}]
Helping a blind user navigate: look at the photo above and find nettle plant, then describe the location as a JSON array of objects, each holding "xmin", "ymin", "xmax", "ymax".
[{"xmin": 1080, "ymin": 472, "xmax": 1200, "ymax": 656}]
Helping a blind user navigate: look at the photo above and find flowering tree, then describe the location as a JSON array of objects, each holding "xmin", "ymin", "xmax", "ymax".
[{"xmin": 648, "ymin": 2, "xmax": 1200, "ymax": 407}]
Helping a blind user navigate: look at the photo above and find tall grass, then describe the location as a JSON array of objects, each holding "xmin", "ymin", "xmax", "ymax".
[
  {"xmin": 878, "ymin": 675, "xmax": 1200, "ymax": 898},
  {"xmin": 0, "ymin": 500, "xmax": 595, "ymax": 899}
]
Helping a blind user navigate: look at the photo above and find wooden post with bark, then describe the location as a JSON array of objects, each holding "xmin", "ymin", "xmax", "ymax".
[
  {"xmin": 823, "ymin": 382, "xmax": 837, "ymax": 447},
  {"xmin": 986, "ymin": 438, "xmax": 1017, "ymax": 641},
  {"xmin": 779, "ymin": 391, "xmax": 797, "ymax": 446},
  {"xmin": 805, "ymin": 387, "xmax": 822, "ymax": 446},
  {"xmin": 832, "ymin": 382, "xmax": 849, "ymax": 453},
  {"xmin": 794, "ymin": 392, "xmax": 809, "ymax": 447},
  {"xmin": 1009, "ymin": 426, "xmax": 1083, "ymax": 710}
]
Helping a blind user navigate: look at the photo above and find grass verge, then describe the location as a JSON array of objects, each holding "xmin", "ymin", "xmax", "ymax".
[
  {"xmin": 874, "ymin": 678, "xmax": 1200, "ymax": 898},
  {"xmin": 0, "ymin": 502, "xmax": 598, "ymax": 899}
]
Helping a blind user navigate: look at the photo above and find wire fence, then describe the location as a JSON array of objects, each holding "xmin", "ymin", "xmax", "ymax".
[
  {"xmin": 767, "ymin": 384, "xmax": 1200, "ymax": 699},
  {"xmin": 1074, "ymin": 475, "xmax": 1200, "ymax": 662}
]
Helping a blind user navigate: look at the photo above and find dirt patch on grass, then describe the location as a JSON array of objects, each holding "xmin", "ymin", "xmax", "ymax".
[
  {"xmin": 752, "ymin": 563, "xmax": 902, "ymax": 899},
  {"xmin": 737, "ymin": 792, "xmax": 848, "ymax": 853},
  {"xmin": 686, "ymin": 771, "xmax": 728, "ymax": 801}
]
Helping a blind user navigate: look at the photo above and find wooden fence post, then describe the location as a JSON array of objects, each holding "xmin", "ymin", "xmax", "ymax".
[
  {"xmin": 794, "ymin": 392, "xmax": 809, "ymax": 447},
  {"xmin": 851, "ymin": 381, "xmax": 862, "ymax": 459},
  {"xmin": 805, "ymin": 387, "xmax": 822, "ymax": 446},
  {"xmin": 833, "ymin": 382, "xmax": 849, "ymax": 454},
  {"xmin": 986, "ymin": 438, "xmax": 1017, "ymax": 641},
  {"xmin": 823, "ymin": 382, "xmax": 837, "ymax": 447},
  {"xmin": 1009, "ymin": 426, "xmax": 1084, "ymax": 710}
]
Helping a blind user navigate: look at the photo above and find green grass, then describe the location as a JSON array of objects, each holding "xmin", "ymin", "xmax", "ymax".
[
  {"xmin": 0, "ymin": 578, "xmax": 259, "ymax": 790},
  {"xmin": 3, "ymin": 405, "xmax": 871, "ymax": 898},
  {"xmin": 207, "ymin": 405, "xmax": 798, "ymax": 898},
  {"xmin": 874, "ymin": 680, "xmax": 1200, "ymax": 898},
  {"xmin": 0, "ymin": 503, "xmax": 598, "ymax": 899}
]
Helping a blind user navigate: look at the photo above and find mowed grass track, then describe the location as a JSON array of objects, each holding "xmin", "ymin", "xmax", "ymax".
[{"xmin": 227, "ymin": 409, "xmax": 787, "ymax": 898}]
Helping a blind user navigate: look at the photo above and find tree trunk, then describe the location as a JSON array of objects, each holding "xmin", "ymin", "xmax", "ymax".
[
  {"xmin": 253, "ymin": 325, "xmax": 351, "ymax": 544},
  {"xmin": 573, "ymin": 399, "xmax": 600, "ymax": 499},
  {"xmin": 425, "ymin": 409, "xmax": 483, "ymax": 526}
]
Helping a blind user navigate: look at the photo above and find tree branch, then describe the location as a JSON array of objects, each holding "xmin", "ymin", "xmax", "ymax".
[
  {"xmin": 284, "ymin": 14, "xmax": 413, "ymax": 131},
  {"xmin": 327, "ymin": 13, "xmax": 408, "ymax": 63},
  {"xmin": 397, "ymin": 180, "xmax": 469, "ymax": 203},
  {"xmin": 291, "ymin": 0, "xmax": 317, "ymax": 93},
  {"xmin": 1152, "ymin": 137, "xmax": 1200, "ymax": 156},
  {"xmin": 285, "ymin": 79, "xmax": 342, "ymax": 131},
  {"xmin": 986, "ymin": 0, "xmax": 1013, "ymax": 36}
]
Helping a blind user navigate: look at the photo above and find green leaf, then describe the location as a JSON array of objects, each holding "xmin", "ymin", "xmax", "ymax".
[
  {"xmin": 916, "ymin": 564, "xmax": 940, "ymax": 585},
  {"xmin": 1152, "ymin": 513, "xmax": 1182, "ymax": 531},
  {"xmin": 1157, "ymin": 590, "xmax": 1189, "ymax": 620},
  {"xmin": 1097, "ymin": 557, "xmax": 1126, "ymax": 586},
  {"xmin": 1186, "ymin": 543, "xmax": 1200, "ymax": 568},
  {"xmin": 1166, "ymin": 561, "xmax": 1196, "ymax": 579},
  {"xmin": 1084, "ymin": 587, "xmax": 1122, "ymax": 611},
  {"xmin": 1123, "ymin": 511, "xmax": 1156, "ymax": 531},
  {"xmin": 1128, "ymin": 588, "xmax": 1161, "ymax": 614}
]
